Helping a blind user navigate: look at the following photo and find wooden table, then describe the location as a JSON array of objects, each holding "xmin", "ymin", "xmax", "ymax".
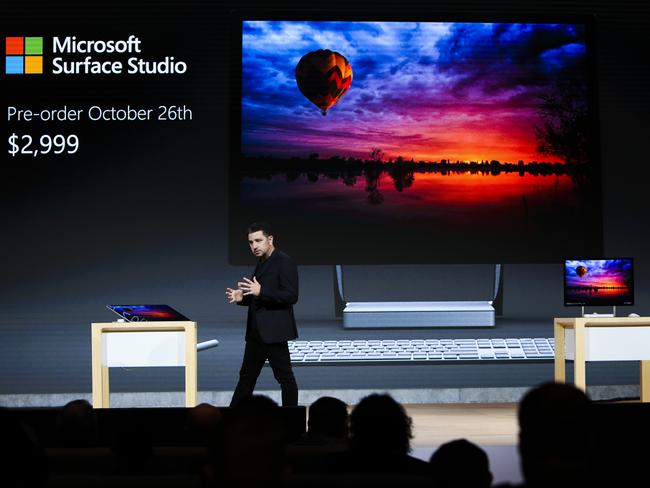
[
  {"xmin": 91, "ymin": 321, "xmax": 197, "ymax": 408},
  {"xmin": 554, "ymin": 317, "xmax": 650, "ymax": 402}
]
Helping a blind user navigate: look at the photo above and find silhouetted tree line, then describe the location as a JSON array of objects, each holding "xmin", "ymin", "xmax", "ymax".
[
  {"xmin": 239, "ymin": 154, "xmax": 579, "ymax": 179},
  {"xmin": 566, "ymin": 286, "xmax": 630, "ymax": 291}
]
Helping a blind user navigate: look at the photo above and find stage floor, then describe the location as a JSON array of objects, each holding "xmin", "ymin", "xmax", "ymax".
[
  {"xmin": 406, "ymin": 403, "xmax": 521, "ymax": 484},
  {"xmin": 408, "ymin": 403, "xmax": 517, "ymax": 446}
]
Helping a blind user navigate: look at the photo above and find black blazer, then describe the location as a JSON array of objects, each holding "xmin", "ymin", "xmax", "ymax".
[{"xmin": 238, "ymin": 249, "xmax": 299, "ymax": 343}]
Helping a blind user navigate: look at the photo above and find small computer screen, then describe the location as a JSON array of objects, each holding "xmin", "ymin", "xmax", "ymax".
[
  {"xmin": 107, "ymin": 304, "xmax": 189, "ymax": 322},
  {"xmin": 564, "ymin": 259, "xmax": 634, "ymax": 306}
]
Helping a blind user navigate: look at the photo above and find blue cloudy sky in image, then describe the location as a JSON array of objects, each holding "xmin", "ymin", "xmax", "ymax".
[
  {"xmin": 566, "ymin": 260, "xmax": 633, "ymax": 287},
  {"xmin": 241, "ymin": 20, "xmax": 586, "ymax": 162}
]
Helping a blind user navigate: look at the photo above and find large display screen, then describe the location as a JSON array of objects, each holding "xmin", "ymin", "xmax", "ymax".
[
  {"xmin": 229, "ymin": 13, "xmax": 603, "ymax": 264},
  {"xmin": 564, "ymin": 259, "xmax": 634, "ymax": 307}
]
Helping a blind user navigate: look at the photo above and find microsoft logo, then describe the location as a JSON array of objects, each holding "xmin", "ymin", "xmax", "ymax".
[{"xmin": 6, "ymin": 36, "xmax": 43, "ymax": 74}]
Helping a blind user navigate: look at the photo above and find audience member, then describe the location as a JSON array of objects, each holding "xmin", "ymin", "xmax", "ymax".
[
  {"xmin": 210, "ymin": 395, "xmax": 289, "ymax": 488},
  {"xmin": 517, "ymin": 382, "xmax": 592, "ymax": 488},
  {"xmin": 184, "ymin": 402, "xmax": 222, "ymax": 446},
  {"xmin": 289, "ymin": 396, "xmax": 348, "ymax": 474},
  {"xmin": 332, "ymin": 393, "xmax": 429, "ymax": 475},
  {"xmin": 295, "ymin": 396, "xmax": 348, "ymax": 447},
  {"xmin": 429, "ymin": 438, "xmax": 492, "ymax": 488},
  {"xmin": 55, "ymin": 399, "xmax": 98, "ymax": 447},
  {"xmin": 111, "ymin": 409, "xmax": 154, "ymax": 474},
  {"xmin": 0, "ymin": 407, "xmax": 47, "ymax": 487}
]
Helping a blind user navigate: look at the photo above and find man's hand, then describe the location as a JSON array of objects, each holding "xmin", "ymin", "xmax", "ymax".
[
  {"xmin": 225, "ymin": 287, "xmax": 244, "ymax": 303},
  {"xmin": 238, "ymin": 276, "xmax": 261, "ymax": 297}
]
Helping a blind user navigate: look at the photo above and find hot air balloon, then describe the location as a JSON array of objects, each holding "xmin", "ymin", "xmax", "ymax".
[
  {"xmin": 576, "ymin": 266, "xmax": 587, "ymax": 278},
  {"xmin": 295, "ymin": 49, "xmax": 352, "ymax": 116}
]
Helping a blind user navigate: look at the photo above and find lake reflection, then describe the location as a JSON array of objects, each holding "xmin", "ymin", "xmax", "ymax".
[{"xmin": 241, "ymin": 171, "xmax": 580, "ymax": 229}]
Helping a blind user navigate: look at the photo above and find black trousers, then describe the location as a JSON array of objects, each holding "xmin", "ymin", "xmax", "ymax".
[{"xmin": 230, "ymin": 339, "xmax": 298, "ymax": 407}]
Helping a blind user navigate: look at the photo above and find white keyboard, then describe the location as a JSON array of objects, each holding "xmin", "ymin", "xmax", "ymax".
[{"xmin": 289, "ymin": 338, "xmax": 555, "ymax": 363}]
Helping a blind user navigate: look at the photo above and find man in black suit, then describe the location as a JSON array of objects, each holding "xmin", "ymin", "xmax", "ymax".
[{"xmin": 226, "ymin": 222, "xmax": 299, "ymax": 406}]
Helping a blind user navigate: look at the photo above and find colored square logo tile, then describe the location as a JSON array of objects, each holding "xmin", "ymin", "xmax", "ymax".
[
  {"xmin": 25, "ymin": 37, "xmax": 43, "ymax": 55},
  {"xmin": 24, "ymin": 55, "xmax": 43, "ymax": 74},
  {"xmin": 6, "ymin": 55, "xmax": 24, "ymax": 74},
  {"xmin": 6, "ymin": 37, "xmax": 24, "ymax": 55}
]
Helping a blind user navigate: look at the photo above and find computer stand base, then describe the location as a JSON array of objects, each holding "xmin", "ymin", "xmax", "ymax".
[
  {"xmin": 333, "ymin": 265, "xmax": 501, "ymax": 328},
  {"xmin": 582, "ymin": 306, "xmax": 616, "ymax": 318}
]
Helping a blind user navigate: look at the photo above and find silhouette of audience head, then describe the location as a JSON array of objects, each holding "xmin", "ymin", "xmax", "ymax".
[
  {"xmin": 55, "ymin": 399, "xmax": 97, "ymax": 447},
  {"xmin": 184, "ymin": 402, "xmax": 222, "ymax": 446},
  {"xmin": 307, "ymin": 396, "xmax": 348, "ymax": 439},
  {"xmin": 111, "ymin": 409, "xmax": 154, "ymax": 475},
  {"xmin": 0, "ymin": 407, "xmax": 47, "ymax": 487},
  {"xmin": 518, "ymin": 382, "xmax": 591, "ymax": 488},
  {"xmin": 217, "ymin": 395, "xmax": 288, "ymax": 487},
  {"xmin": 429, "ymin": 439, "xmax": 493, "ymax": 488},
  {"xmin": 349, "ymin": 393, "xmax": 413, "ymax": 455}
]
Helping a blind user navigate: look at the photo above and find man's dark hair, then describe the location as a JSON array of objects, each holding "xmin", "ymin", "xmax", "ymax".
[
  {"xmin": 247, "ymin": 222, "xmax": 273, "ymax": 237},
  {"xmin": 518, "ymin": 382, "xmax": 591, "ymax": 453},
  {"xmin": 430, "ymin": 439, "xmax": 492, "ymax": 488},
  {"xmin": 308, "ymin": 396, "xmax": 348, "ymax": 439},
  {"xmin": 216, "ymin": 395, "xmax": 288, "ymax": 486},
  {"xmin": 518, "ymin": 382, "xmax": 592, "ymax": 487},
  {"xmin": 349, "ymin": 393, "xmax": 413, "ymax": 455},
  {"xmin": 56, "ymin": 399, "xmax": 98, "ymax": 447}
]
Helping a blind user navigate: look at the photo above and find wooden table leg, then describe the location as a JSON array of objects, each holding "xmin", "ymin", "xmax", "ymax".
[
  {"xmin": 573, "ymin": 319, "xmax": 587, "ymax": 393},
  {"xmin": 184, "ymin": 324, "xmax": 198, "ymax": 407},
  {"xmin": 641, "ymin": 361, "xmax": 650, "ymax": 403},
  {"xmin": 101, "ymin": 366, "xmax": 110, "ymax": 408},
  {"xmin": 554, "ymin": 319, "xmax": 566, "ymax": 383},
  {"xmin": 91, "ymin": 325, "xmax": 104, "ymax": 408}
]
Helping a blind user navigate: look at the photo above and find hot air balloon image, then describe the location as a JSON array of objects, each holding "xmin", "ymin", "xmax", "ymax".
[
  {"xmin": 295, "ymin": 49, "xmax": 353, "ymax": 116},
  {"xmin": 576, "ymin": 265, "xmax": 588, "ymax": 278}
]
